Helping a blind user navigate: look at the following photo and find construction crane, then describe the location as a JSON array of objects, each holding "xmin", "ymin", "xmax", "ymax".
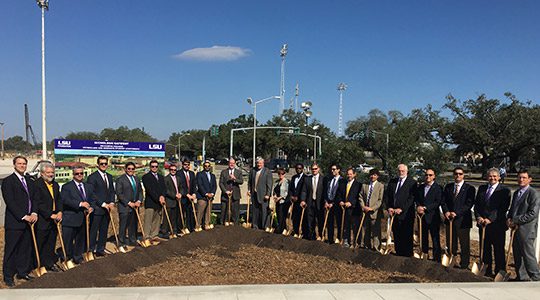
[{"xmin": 25, "ymin": 104, "xmax": 38, "ymax": 146}]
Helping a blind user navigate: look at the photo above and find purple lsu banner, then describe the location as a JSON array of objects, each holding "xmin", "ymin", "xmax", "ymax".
[{"xmin": 54, "ymin": 139, "xmax": 165, "ymax": 157}]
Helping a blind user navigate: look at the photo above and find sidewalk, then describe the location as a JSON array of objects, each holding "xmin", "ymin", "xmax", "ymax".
[{"xmin": 1, "ymin": 282, "xmax": 540, "ymax": 300}]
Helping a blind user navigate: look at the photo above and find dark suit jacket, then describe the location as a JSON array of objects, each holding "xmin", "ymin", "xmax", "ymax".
[
  {"xmin": 248, "ymin": 167, "xmax": 273, "ymax": 204},
  {"xmin": 178, "ymin": 170, "xmax": 197, "ymax": 200},
  {"xmin": 336, "ymin": 179, "xmax": 361, "ymax": 209},
  {"xmin": 299, "ymin": 174, "xmax": 325, "ymax": 209},
  {"xmin": 196, "ymin": 171, "xmax": 217, "ymax": 200},
  {"xmin": 142, "ymin": 172, "xmax": 166, "ymax": 209},
  {"xmin": 324, "ymin": 176, "xmax": 345, "ymax": 204},
  {"xmin": 415, "ymin": 182, "xmax": 443, "ymax": 225},
  {"xmin": 115, "ymin": 174, "xmax": 143, "ymax": 214},
  {"xmin": 1, "ymin": 173, "xmax": 39, "ymax": 230},
  {"xmin": 219, "ymin": 168, "xmax": 243, "ymax": 201},
  {"xmin": 385, "ymin": 176, "xmax": 417, "ymax": 221},
  {"xmin": 474, "ymin": 183, "xmax": 511, "ymax": 229},
  {"xmin": 442, "ymin": 182, "xmax": 476, "ymax": 229},
  {"xmin": 508, "ymin": 187, "xmax": 540, "ymax": 240},
  {"xmin": 288, "ymin": 173, "xmax": 306, "ymax": 201},
  {"xmin": 87, "ymin": 171, "xmax": 115, "ymax": 216},
  {"xmin": 61, "ymin": 180, "xmax": 94, "ymax": 227},
  {"xmin": 163, "ymin": 174, "xmax": 181, "ymax": 208},
  {"xmin": 35, "ymin": 177, "xmax": 62, "ymax": 230}
]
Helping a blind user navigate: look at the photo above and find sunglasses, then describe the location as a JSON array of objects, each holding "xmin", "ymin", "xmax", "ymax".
[
  {"xmin": 170, "ymin": 169, "xmax": 177, "ymax": 171},
  {"xmin": 150, "ymin": 165, "xmax": 158, "ymax": 168},
  {"xmin": 99, "ymin": 162, "xmax": 108, "ymax": 166},
  {"xmin": 73, "ymin": 172, "xmax": 84, "ymax": 176},
  {"xmin": 426, "ymin": 174, "xmax": 435, "ymax": 177},
  {"xmin": 331, "ymin": 168, "xmax": 337, "ymax": 171},
  {"xmin": 454, "ymin": 173, "xmax": 464, "ymax": 176},
  {"xmin": 126, "ymin": 168, "xmax": 135, "ymax": 171},
  {"xmin": 312, "ymin": 168, "xmax": 319, "ymax": 170}
]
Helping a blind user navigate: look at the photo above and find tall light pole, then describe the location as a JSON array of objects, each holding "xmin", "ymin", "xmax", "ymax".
[
  {"xmin": 312, "ymin": 124, "xmax": 320, "ymax": 162},
  {"xmin": 279, "ymin": 44, "xmax": 288, "ymax": 114},
  {"xmin": 37, "ymin": 0, "xmax": 49, "ymax": 160},
  {"xmin": 0, "ymin": 122, "xmax": 5, "ymax": 160},
  {"xmin": 177, "ymin": 132, "xmax": 190, "ymax": 160},
  {"xmin": 337, "ymin": 83, "xmax": 347, "ymax": 137},
  {"xmin": 301, "ymin": 101, "xmax": 313, "ymax": 161},
  {"xmin": 247, "ymin": 96, "xmax": 280, "ymax": 167}
]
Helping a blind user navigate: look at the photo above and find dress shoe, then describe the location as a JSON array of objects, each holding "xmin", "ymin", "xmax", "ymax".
[
  {"xmin": 4, "ymin": 280, "xmax": 15, "ymax": 287},
  {"xmin": 128, "ymin": 241, "xmax": 137, "ymax": 246},
  {"xmin": 47, "ymin": 265, "xmax": 61, "ymax": 272},
  {"xmin": 94, "ymin": 252, "xmax": 107, "ymax": 257},
  {"xmin": 16, "ymin": 274, "xmax": 34, "ymax": 281},
  {"xmin": 343, "ymin": 240, "xmax": 350, "ymax": 248}
]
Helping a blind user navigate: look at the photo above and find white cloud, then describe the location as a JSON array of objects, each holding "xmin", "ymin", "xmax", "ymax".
[{"xmin": 173, "ymin": 46, "xmax": 252, "ymax": 61}]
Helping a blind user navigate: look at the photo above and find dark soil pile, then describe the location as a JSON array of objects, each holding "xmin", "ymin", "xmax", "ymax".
[{"xmin": 19, "ymin": 226, "xmax": 487, "ymax": 288}]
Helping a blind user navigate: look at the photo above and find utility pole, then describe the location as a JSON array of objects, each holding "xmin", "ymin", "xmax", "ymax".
[{"xmin": 337, "ymin": 83, "xmax": 347, "ymax": 136}]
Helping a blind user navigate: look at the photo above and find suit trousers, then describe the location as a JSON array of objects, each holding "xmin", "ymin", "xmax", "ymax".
[
  {"xmin": 160, "ymin": 206, "xmax": 178, "ymax": 235},
  {"xmin": 420, "ymin": 219, "xmax": 442, "ymax": 262},
  {"xmin": 196, "ymin": 199, "xmax": 210, "ymax": 227},
  {"xmin": 291, "ymin": 201, "xmax": 302, "ymax": 235},
  {"xmin": 143, "ymin": 207, "xmax": 161, "ymax": 239},
  {"xmin": 445, "ymin": 224, "xmax": 470, "ymax": 268},
  {"xmin": 361, "ymin": 213, "xmax": 381, "ymax": 250},
  {"xmin": 251, "ymin": 193, "xmax": 268, "ymax": 229},
  {"xmin": 351, "ymin": 212, "xmax": 363, "ymax": 247},
  {"xmin": 3, "ymin": 228, "xmax": 32, "ymax": 282},
  {"xmin": 37, "ymin": 228, "xmax": 58, "ymax": 268},
  {"xmin": 89, "ymin": 212, "xmax": 110, "ymax": 253},
  {"xmin": 326, "ymin": 205, "xmax": 338, "ymax": 243},
  {"xmin": 62, "ymin": 225, "xmax": 85, "ymax": 262},
  {"xmin": 221, "ymin": 198, "xmax": 239, "ymax": 225},
  {"xmin": 512, "ymin": 232, "xmax": 540, "ymax": 281},
  {"xmin": 392, "ymin": 215, "xmax": 414, "ymax": 257},
  {"xmin": 480, "ymin": 224, "xmax": 506, "ymax": 274},
  {"xmin": 276, "ymin": 201, "xmax": 290, "ymax": 234},
  {"xmin": 181, "ymin": 199, "xmax": 196, "ymax": 232},
  {"xmin": 118, "ymin": 209, "xmax": 138, "ymax": 245},
  {"xmin": 306, "ymin": 203, "xmax": 320, "ymax": 240}
]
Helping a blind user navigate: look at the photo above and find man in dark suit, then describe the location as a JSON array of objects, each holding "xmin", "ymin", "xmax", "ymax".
[
  {"xmin": 115, "ymin": 162, "xmax": 143, "ymax": 246},
  {"xmin": 299, "ymin": 163, "xmax": 325, "ymax": 240},
  {"xmin": 335, "ymin": 167, "xmax": 361, "ymax": 247},
  {"xmin": 87, "ymin": 156, "xmax": 115, "ymax": 256},
  {"xmin": 35, "ymin": 162, "xmax": 62, "ymax": 272},
  {"xmin": 442, "ymin": 167, "xmax": 476, "ymax": 269},
  {"xmin": 288, "ymin": 163, "xmax": 306, "ymax": 235},
  {"xmin": 415, "ymin": 168, "xmax": 443, "ymax": 262},
  {"xmin": 196, "ymin": 161, "xmax": 217, "ymax": 229},
  {"xmin": 61, "ymin": 166, "xmax": 94, "ymax": 264},
  {"xmin": 142, "ymin": 160, "xmax": 166, "ymax": 243},
  {"xmin": 1, "ymin": 156, "xmax": 38, "ymax": 286},
  {"xmin": 507, "ymin": 170, "xmax": 540, "ymax": 281},
  {"xmin": 219, "ymin": 157, "xmax": 243, "ymax": 225},
  {"xmin": 247, "ymin": 157, "xmax": 273, "ymax": 229},
  {"xmin": 324, "ymin": 164, "xmax": 345, "ymax": 244},
  {"xmin": 178, "ymin": 158, "xmax": 197, "ymax": 232},
  {"xmin": 386, "ymin": 164, "xmax": 417, "ymax": 257},
  {"xmin": 160, "ymin": 163, "xmax": 180, "ymax": 237},
  {"xmin": 474, "ymin": 167, "xmax": 511, "ymax": 276}
]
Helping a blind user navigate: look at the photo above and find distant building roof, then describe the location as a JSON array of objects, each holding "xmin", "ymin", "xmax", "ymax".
[{"xmin": 55, "ymin": 162, "xmax": 89, "ymax": 169}]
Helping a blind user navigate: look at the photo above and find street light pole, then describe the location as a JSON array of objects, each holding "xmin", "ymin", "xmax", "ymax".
[
  {"xmin": 247, "ymin": 96, "xmax": 280, "ymax": 167},
  {"xmin": 37, "ymin": 0, "xmax": 49, "ymax": 160},
  {"xmin": 177, "ymin": 133, "xmax": 190, "ymax": 160},
  {"xmin": 0, "ymin": 122, "xmax": 5, "ymax": 160}
]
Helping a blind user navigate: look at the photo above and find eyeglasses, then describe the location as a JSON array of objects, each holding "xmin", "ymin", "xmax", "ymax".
[
  {"xmin": 150, "ymin": 165, "xmax": 158, "ymax": 168},
  {"xmin": 73, "ymin": 172, "xmax": 84, "ymax": 176},
  {"xmin": 99, "ymin": 162, "xmax": 108, "ymax": 166},
  {"xmin": 126, "ymin": 168, "xmax": 135, "ymax": 171},
  {"xmin": 169, "ymin": 169, "xmax": 177, "ymax": 172},
  {"xmin": 312, "ymin": 168, "xmax": 319, "ymax": 170},
  {"xmin": 454, "ymin": 173, "xmax": 464, "ymax": 176},
  {"xmin": 183, "ymin": 163, "xmax": 190, "ymax": 166},
  {"xmin": 426, "ymin": 174, "xmax": 435, "ymax": 177},
  {"xmin": 331, "ymin": 168, "xmax": 337, "ymax": 171}
]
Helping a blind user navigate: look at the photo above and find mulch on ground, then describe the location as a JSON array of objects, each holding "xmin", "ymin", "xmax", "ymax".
[{"xmin": 18, "ymin": 226, "xmax": 486, "ymax": 289}]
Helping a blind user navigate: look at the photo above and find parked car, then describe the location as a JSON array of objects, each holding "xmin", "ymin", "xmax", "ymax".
[
  {"xmin": 267, "ymin": 158, "xmax": 290, "ymax": 173},
  {"xmin": 356, "ymin": 163, "xmax": 374, "ymax": 174}
]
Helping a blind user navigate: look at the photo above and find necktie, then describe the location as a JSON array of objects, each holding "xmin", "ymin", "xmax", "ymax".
[
  {"xmin": 346, "ymin": 181, "xmax": 352, "ymax": 199},
  {"xmin": 328, "ymin": 178, "xmax": 336, "ymax": 199},
  {"xmin": 78, "ymin": 183, "xmax": 86, "ymax": 200},
  {"xmin": 207, "ymin": 172, "xmax": 211, "ymax": 183},
  {"xmin": 254, "ymin": 170, "xmax": 261, "ymax": 192},
  {"xmin": 424, "ymin": 184, "xmax": 431, "ymax": 197},
  {"xmin": 367, "ymin": 183, "xmax": 373, "ymax": 206},
  {"xmin": 20, "ymin": 177, "xmax": 31, "ymax": 213},
  {"xmin": 103, "ymin": 173, "xmax": 109, "ymax": 191},
  {"xmin": 185, "ymin": 171, "xmax": 190, "ymax": 192},
  {"xmin": 153, "ymin": 172, "xmax": 158, "ymax": 180},
  {"xmin": 453, "ymin": 184, "xmax": 459, "ymax": 198},
  {"xmin": 485, "ymin": 185, "xmax": 493, "ymax": 202},
  {"xmin": 312, "ymin": 175, "xmax": 318, "ymax": 200},
  {"xmin": 171, "ymin": 175, "xmax": 178, "ymax": 193},
  {"xmin": 129, "ymin": 176, "xmax": 137, "ymax": 197},
  {"xmin": 394, "ymin": 178, "xmax": 402, "ymax": 206}
]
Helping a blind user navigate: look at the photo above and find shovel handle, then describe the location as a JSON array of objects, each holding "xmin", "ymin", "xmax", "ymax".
[
  {"xmin": 29, "ymin": 223, "xmax": 42, "ymax": 268},
  {"xmin": 354, "ymin": 213, "xmax": 366, "ymax": 247},
  {"xmin": 56, "ymin": 221, "xmax": 69, "ymax": 263}
]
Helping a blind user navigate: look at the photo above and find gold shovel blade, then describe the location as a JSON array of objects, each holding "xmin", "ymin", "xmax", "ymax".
[
  {"xmin": 494, "ymin": 270, "xmax": 510, "ymax": 282},
  {"xmin": 32, "ymin": 267, "xmax": 47, "ymax": 277},
  {"xmin": 118, "ymin": 246, "xmax": 128, "ymax": 253},
  {"xmin": 441, "ymin": 255, "xmax": 454, "ymax": 267},
  {"xmin": 137, "ymin": 239, "xmax": 151, "ymax": 248},
  {"xmin": 83, "ymin": 252, "xmax": 95, "ymax": 262},
  {"xmin": 471, "ymin": 262, "xmax": 483, "ymax": 275}
]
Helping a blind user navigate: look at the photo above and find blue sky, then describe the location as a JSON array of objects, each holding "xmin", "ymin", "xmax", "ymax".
[{"xmin": 1, "ymin": 0, "xmax": 539, "ymax": 141}]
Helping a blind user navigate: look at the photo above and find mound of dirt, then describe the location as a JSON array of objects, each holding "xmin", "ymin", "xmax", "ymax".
[{"xmin": 19, "ymin": 226, "xmax": 487, "ymax": 288}]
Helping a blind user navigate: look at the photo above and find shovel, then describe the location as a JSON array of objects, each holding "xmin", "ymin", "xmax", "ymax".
[
  {"xmin": 30, "ymin": 223, "xmax": 47, "ymax": 277},
  {"xmin": 108, "ymin": 209, "xmax": 128, "ymax": 253},
  {"xmin": 83, "ymin": 211, "xmax": 95, "ymax": 262},
  {"xmin": 177, "ymin": 199, "xmax": 190, "ymax": 235},
  {"xmin": 414, "ymin": 214, "xmax": 428, "ymax": 259},
  {"xmin": 265, "ymin": 211, "xmax": 276, "ymax": 233},
  {"xmin": 354, "ymin": 212, "xmax": 367, "ymax": 249},
  {"xmin": 294, "ymin": 206, "xmax": 306, "ymax": 239},
  {"xmin": 471, "ymin": 225, "xmax": 487, "ymax": 275},
  {"xmin": 381, "ymin": 215, "xmax": 395, "ymax": 255},
  {"xmin": 225, "ymin": 193, "xmax": 233, "ymax": 226},
  {"xmin": 317, "ymin": 208, "xmax": 330, "ymax": 242},
  {"xmin": 243, "ymin": 193, "xmax": 252, "ymax": 228},
  {"xmin": 494, "ymin": 227, "xmax": 516, "ymax": 282},
  {"xmin": 134, "ymin": 207, "xmax": 152, "ymax": 247},
  {"xmin": 283, "ymin": 202, "xmax": 294, "ymax": 236},
  {"xmin": 206, "ymin": 198, "xmax": 214, "ymax": 229},
  {"xmin": 442, "ymin": 218, "xmax": 455, "ymax": 267},
  {"xmin": 335, "ymin": 206, "xmax": 345, "ymax": 244},
  {"xmin": 56, "ymin": 221, "xmax": 76, "ymax": 270},
  {"xmin": 191, "ymin": 199, "xmax": 203, "ymax": 232},
  {"xmin": 161, "ymin": 203, "xmax": 177, "ymax": 239}
]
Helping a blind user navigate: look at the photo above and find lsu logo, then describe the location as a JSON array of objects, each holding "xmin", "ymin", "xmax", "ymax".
[
  {"xmin": 58, "ymin": 140, "xmax": 71, "ymax": 147},
  {"xmin": 149, "ymin": 144, "xmax": 163, "ymax": 150}
]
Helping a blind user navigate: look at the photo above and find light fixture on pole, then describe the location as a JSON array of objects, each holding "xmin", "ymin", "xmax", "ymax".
[
  {"xmin": 177, "ymin": 133, "xmax": 191, "ymax": 160},
  {"xmin": 301, "ymin": 101, "xmax": 313, "ymax": 161},
  {"xmin": 312, "ymin": 124, "xmax": 320, "ymax": 162},
  {"xmin": 247, "ymin": 96, "xmax": 280, "ymax": 167},
  {"xmin": 279, "ymin": 44, "xmax": 288, "ymax": 114},
  {"xmin": 37, "ymin": 0, "xmax": 49, "ymax": 160},
  {"xmin": 337, "ymin": 83, "xmax": 347, "ymax": 137}
]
